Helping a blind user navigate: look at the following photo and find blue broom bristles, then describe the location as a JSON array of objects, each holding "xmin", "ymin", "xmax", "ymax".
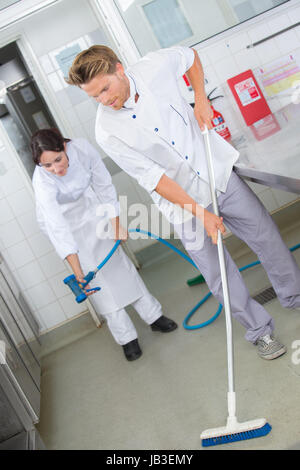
[{"xmin": 202, "ymin": 422, "xmax": 272, "ymax": 447}]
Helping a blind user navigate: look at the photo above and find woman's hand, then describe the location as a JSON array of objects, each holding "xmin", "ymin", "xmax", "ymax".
[
  {"xmin": 203, "ymin": 209, "xmax": 226, "ymax": 245},
  {"xmin": 111, "ymin": 216, "xmax": 128, "ymax": 242},
  {"xmin": 115, "ymin": 224, "xmax": 129, "ymax": 242},
  {"xmin": 65, "ymin": 253, "xmax": 97, "ymax": 297},
  {"xmin": 75, "ymin": 273, "xmax": 97, "ymax": 297}
]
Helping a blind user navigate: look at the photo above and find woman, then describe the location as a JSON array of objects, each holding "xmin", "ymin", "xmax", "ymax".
[{"xmin": 31, "ymin": 129, "xmax": 177, "ymax": 361}]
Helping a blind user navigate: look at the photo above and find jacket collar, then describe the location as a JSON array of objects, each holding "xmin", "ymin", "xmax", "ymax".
[{"xmin": 122, "ymin": 73, "xmax": 138, "ymax": 109}]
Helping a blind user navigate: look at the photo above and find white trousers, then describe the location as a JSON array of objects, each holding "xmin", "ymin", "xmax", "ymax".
[{"xmin": 102, "ymin": 291, "xmax": 162, "ymax": 345}]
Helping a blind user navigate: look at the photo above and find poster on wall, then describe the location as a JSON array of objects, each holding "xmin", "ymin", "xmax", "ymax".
[
  {"xmin": 55, "ymin": 44, "xmax": 82, "ymax": 79},
  {"xmin": 257, "ymin": 53, "xmax": 300, "ymax": 97}
]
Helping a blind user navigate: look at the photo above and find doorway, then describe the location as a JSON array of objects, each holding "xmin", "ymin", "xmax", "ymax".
[{"xmin": 0, "ymin": 41, "xmax": 58, "ymax": 178}]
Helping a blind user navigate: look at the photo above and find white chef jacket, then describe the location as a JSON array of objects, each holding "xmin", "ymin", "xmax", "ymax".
[
  {"xmin": 32, "ymin": 138, "xmax": 120, "ymax": 260},
  {"xmin": 32, "ymin": 138, "xmax": 152, "ymax": 315},
  {"xmin": 95, "ymin": 46, "xmax": 239, "ymax": 224}
]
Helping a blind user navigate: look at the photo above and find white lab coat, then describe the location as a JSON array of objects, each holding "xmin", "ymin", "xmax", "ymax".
[
  {"xmin": 32, "ymin": 138, "xmax": 147, "ymax": 315},
  {"xmin": 95, "ymin": 46, "xmax": 239, "ymax": 225}
]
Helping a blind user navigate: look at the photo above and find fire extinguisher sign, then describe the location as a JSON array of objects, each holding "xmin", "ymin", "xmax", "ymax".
[
  {"xmin": 234, "ymin": 78, "xmax": 261, "ymax": 106},
  {"xmin": 228, "ymin": 70, "xmax": 271, "ymax": 126}
]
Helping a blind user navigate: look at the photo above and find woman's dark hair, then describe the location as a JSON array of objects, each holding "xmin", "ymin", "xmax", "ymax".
[{"xmin": 31, "ymin": 128, "xmax": 71, "ymax": 165}]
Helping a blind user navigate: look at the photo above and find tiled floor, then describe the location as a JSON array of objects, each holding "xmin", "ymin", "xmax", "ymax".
[{"xmin": 36, "ymin": 217, "xmax": 300, "ymax": 450}]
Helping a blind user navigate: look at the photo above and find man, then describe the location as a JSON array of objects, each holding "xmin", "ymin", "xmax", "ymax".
[{"xmin": 67, "ymin": 45, "xmax": 300, "ymax": 360}]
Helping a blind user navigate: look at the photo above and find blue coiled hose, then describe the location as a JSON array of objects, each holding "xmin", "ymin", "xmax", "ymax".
[{"xmin": 97, "ymin": 229, "xmax": 300, "ymax": 331}]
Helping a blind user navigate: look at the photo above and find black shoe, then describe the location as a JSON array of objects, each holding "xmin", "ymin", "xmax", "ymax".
[
  {"xmin": 150, "ymin": 315, "xmax": 178, "ymax": 333},
  {"xmin": 122, "ymin": 339, "xmax": 142, "ymax": 361}
]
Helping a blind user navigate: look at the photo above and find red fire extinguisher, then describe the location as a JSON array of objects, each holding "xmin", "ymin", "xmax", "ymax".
[{"xmin": 207, "ymin": 88, "xmax": 231, "ymax": 141}]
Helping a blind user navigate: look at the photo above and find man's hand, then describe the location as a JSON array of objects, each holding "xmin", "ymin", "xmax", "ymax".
[
  {"xmin": 194, "ymin": 96, "xmax": 213, "ymax": 132},
  {"xmin": 185, "ymin": 49, "xmax": 213, "ymax": 132},
  {"xmin": 203, "ymin": 210, "xmax": 226, "ymax": 245}
]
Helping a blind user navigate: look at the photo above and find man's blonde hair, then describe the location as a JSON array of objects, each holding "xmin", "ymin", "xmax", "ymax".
[{"xmin": 66, "ymin": 45, "xmax": 121, "ymax": 86}]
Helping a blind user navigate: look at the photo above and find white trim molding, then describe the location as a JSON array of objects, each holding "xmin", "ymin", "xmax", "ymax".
[
  {"xmin": 90, "ymin": 0, "xmax": 141, "ymax": 65},
  {"xmin": 0, "ymin": 0, "xmax": 62, "ymax": 32}
]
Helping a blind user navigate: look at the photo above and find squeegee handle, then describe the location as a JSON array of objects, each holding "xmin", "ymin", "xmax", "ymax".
[{"xmin": 201, "ymin": 125, "xmax": 235, "ymax": 397}]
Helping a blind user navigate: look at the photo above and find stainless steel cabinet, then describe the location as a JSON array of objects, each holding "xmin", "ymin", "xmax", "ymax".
[{"xmin": 0, "ymin": 253, "xmax": 44, "ymax": 449}]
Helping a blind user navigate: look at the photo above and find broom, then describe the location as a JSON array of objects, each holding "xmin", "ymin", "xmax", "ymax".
[{"xmin": 200, "ymin": 126, "xmax": 271, "ymax": 447}]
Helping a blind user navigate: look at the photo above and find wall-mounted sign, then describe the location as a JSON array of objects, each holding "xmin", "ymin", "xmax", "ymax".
[
  {"xmin": 20, "ymin": 86, "xmax": 36, "ymax": 104},
  {"xmin": 55, "ymin": 44, "xmax": 82, "ymax": 79},
  {"xmin": 257, "ymin": 54, "xmax": 300, "ymax": 97},
  {"xmin": 32, "ymin": 111, "xmax": 50, "ymax": 129}
]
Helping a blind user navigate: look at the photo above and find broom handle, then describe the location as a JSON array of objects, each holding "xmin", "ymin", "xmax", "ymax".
[{"xmin": 202, "ymin": 126, "xmax": 235, "ymax": 399}]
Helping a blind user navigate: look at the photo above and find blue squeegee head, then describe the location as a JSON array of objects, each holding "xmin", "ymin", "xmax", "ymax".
[{"xmin": 202, "ymin": 422, "xmax": 272, "ymax": 447}]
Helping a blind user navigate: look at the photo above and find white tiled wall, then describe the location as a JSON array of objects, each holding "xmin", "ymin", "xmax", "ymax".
[
  {"xmin": 1, "ymin": 0, "xmax": 300, "ymax": 334},
  {"xmin": 0, "ymin": 129, "xmax": 87, "ymax": 333}
]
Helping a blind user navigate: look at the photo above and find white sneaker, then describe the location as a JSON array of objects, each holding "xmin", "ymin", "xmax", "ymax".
[{"xmin": 256, "ymin": 334, "xmax": 287, "ymax": 360}]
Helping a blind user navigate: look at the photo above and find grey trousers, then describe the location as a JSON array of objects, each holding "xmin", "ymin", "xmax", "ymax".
[{"xmin": 175, "ymin": 172, "xmax": 300, "ymax": 343}]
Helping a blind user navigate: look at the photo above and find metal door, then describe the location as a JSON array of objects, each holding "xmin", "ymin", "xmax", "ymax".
[{"xmin": 6, "ymin": 76, "xmax": 57, "ymax": 139}]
